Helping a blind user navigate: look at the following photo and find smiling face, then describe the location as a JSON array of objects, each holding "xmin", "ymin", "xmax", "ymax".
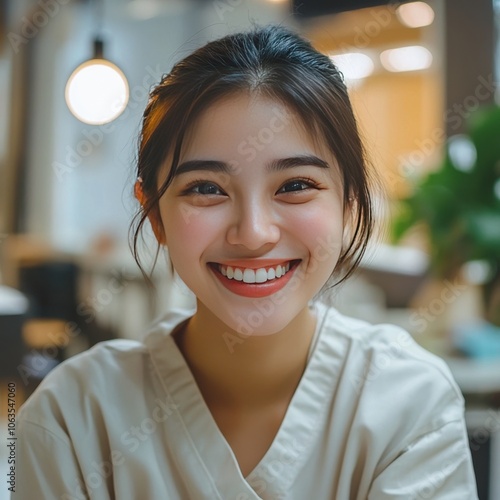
[{"xmin": 156, "ymin": 91, "xmax": 345, "ymax": 336}]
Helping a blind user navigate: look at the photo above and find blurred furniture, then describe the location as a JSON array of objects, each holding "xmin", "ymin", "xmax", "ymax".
[
  {"xmin": 0, "ymin": 234, "xmax": 71, "ymax": 289},
  {"xmin": 0, "ymin": 286, "xmax": 29, "ymax": 379},
  {"xmin": 19, "ymin": 261, "xmax": 80, "ymax": 322},
  {"xmin": 465, "ymin": 409, "xmax": 500, "ymax": 500},
  {"xmin": 77, "ymin": 247, "xmax": 194, "ymax": 341},
  {"xmin": 1, "ymin": 235, "xmax": 87, "ymax": 387},
  {"xmin": 359, "ymin": 243, "xmax": 428, "ymax": 308},
  {"xmin": 445, "ymin": 357, "xmax": 500, "ymax": 500}
]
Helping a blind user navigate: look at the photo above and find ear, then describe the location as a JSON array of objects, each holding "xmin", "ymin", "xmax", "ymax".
[{"xmin": 134, "ymin": 180, "xmax": 167, "ymax": 245}]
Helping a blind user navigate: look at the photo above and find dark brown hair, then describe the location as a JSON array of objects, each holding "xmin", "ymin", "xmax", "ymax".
[{"xmin": 130, "ymin": 23, "xmax": 375, "ymax": 288}]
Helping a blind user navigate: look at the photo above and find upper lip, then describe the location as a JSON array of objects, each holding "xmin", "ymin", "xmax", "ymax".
[{"xmin": 211, "ymin": 259, "xmax": 299, "ymax": 269}]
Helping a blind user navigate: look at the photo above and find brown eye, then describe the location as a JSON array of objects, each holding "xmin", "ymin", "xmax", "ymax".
[
  {"xmin": 277, "ymin": 179, "xmax": 317, "ymax": 194},
  {"xmin": 184, "ymin": 182, "xmax": 225, "ymax": 196}
]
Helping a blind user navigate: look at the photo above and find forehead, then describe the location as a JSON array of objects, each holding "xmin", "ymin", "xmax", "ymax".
[{"xmin": 179, "ymin": 91, "xmax": 333, "ymax": 164}]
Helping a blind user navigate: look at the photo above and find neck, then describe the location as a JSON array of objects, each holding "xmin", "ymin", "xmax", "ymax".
[{"xmin": 173, "ymin": 300, "xmax": 317, "ymax": 411}]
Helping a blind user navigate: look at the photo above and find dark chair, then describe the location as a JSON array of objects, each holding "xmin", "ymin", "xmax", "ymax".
[
  {"xmin": 0, "ymin": 286, "xmax": 29, "ymax": 380},
  {"xmin": 18, "ymin": 261, "xmax": 80, "ymax": 322}
]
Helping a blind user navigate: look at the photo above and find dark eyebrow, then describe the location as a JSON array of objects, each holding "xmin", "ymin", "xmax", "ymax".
[
  {"xmin": 268, "ymin": 155, "xmax": 330, "ymax": 172},
  {"xmin": 174, "ymin": 154, "xmax": 330, "ymax": 177}
]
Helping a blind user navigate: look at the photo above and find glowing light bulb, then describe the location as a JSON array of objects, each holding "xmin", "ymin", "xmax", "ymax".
[
  {"xmin": 380, "ymin": 46, "xmax": 432, "ymax": 72},
  {"xmin": 329, "ymin": 52, "xmax": 375, "ymax": 81},
  {"xmin": 65, "ymin": 58, "xmax": 129, "ymax": 125},
  {"xmin": 397, "ymin": 2, "xmax": 435, "ymax": 28}
]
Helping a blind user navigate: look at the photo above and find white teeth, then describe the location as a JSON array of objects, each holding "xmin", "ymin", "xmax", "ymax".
[
  {"xmin": 243, "ymin": 269, "xmax": 256, "ymax": 283},
  {"xmin": 218, "ymin": 261, "xmax": 295, "ymax": 284},
  {"xmin": 276, "ymin": 265, "xmax": 282, "ymax": 278},
  {"xmin": 255, "ymin": 268, "xmax": 267, "ymax": 283}
]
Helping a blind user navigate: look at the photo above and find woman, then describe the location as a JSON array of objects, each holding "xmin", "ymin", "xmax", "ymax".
[{"xmin": 14, "ymin": 24, "xmax": 478, "ymax": 499}]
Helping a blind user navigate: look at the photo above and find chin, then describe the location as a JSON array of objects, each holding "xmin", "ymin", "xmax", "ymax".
[{"xmin": 215, "ymin": 299, "xmax": 310, "ymax": 338}]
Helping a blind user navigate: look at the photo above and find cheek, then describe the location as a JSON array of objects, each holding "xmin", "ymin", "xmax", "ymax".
[
  {"xmin": 285, "ymin": 202, "xmax": 344, "ymax": 260},
  {"xmin": 162, "ymin": 204, "xmax": 223, "ymax": 262}
]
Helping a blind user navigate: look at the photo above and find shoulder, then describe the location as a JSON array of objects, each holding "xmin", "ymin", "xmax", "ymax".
[
  {"xmin": 31, "ymin": 337, "xmax": 147, "ymax": 389},
  {"xmin": 319, "ymin": 304, "xmax": 465, "ymax": 425},
  {"xmin": 315, "ymin": 305, "xmax": 471, "ymax": 477},
  {"xmin": 18, "ymin": 339, "xmax": 149, "ymax": 432},
  {"xmin": 17, "ymin": 306, "xmax": 195, "ymax": 436}
]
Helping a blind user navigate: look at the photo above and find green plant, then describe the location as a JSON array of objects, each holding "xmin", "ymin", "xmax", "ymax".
[{"xmin": 392, "ymin": 105, "xmax": 500, "ymax": 323}]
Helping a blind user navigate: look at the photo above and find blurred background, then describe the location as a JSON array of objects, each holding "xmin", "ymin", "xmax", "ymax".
[{"xmin": 0, "ymin": 0, "xmax": 499, "ymax": 498}]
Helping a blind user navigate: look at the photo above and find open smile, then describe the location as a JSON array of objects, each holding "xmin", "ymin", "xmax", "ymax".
[{"xmin": 208, "ymin": 259, "xmax": 302, "ymax": 298}]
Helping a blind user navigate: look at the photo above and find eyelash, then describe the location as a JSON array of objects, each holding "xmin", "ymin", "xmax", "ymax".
[
  {"xmin": 181, "ymin": 179, "xmax": 226, "ymax": 196},
  {"xmin": 181, "ymin": 177, "xmax": 321, "ymax": 196}
]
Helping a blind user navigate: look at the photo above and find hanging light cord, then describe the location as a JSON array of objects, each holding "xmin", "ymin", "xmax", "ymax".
[
  {"xmin": 91, "ymin": 0, "xmax": 104, "ymax": 38},
  {"xmin": 92, "ymin": 0, "xmax": 105, "ymax": 58}
]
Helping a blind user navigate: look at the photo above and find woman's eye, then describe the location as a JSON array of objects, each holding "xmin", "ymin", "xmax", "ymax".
[
  {"xmin": 187, "ymin": 182, "xmax": 224, "ymax": 196},
  {"xmin": 277, "ymin": 179, "xmax": 316, "ymax": 194}
]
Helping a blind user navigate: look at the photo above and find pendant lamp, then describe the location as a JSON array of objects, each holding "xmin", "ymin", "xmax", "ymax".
[{"xmin": 65, "ymin": 0, "xmax": 129, "ymax": 125}]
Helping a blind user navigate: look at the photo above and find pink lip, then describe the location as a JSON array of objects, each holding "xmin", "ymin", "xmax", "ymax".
[{"xmin": 208, "ymin": 260, "xmax": 301, "ymax": 298}]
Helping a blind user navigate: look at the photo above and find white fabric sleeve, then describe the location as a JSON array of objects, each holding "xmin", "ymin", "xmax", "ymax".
[
  {"xmin": 368, "ymin": 418, "xmax": 478, "ymax": 499},
  {"xmin": 11, "ymin": 419, "xmax": 89, "ymax": 500}
]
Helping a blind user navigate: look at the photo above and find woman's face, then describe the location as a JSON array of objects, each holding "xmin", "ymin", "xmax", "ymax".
[{"xmin": 157, "ymin": 92, "xmax": 345, "ymax": 336}]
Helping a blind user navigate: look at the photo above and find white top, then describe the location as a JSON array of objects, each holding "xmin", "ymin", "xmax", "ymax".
[{"xmin": 12, "ymin": 302, "xmax": 478, "ymax": 499}]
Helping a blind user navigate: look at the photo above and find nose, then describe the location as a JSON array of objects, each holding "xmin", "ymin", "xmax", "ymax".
[{"xmin": 226, "ymin": 198, "xmax": 281, "ymax": 250}]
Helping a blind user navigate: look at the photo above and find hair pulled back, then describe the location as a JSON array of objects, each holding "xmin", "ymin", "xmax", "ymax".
[{"xmin": 131, "ymin": 23, "xmax": 374, "ymax": 287}]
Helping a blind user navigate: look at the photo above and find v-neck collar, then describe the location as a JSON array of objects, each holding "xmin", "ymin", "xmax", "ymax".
[{"xmin": 144, "ymin": 301, "xmax": 341, "ymax": 499}]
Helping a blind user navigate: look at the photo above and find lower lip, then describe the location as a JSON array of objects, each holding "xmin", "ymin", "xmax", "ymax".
[{"xmin": 209, "ymin": 261, "xmax": 300, "ymax": 298}]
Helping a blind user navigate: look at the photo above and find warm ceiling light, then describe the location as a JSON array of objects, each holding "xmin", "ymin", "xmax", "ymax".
[
  {"xmin": 329, "ymin": 52, "xmax": 374, "ymax": 81},
  {"xmin": 380, "ymin": 45, "xmax": 432, "ymax": 72},
  {"xmin": 396, "ymin": 1, "xmax": 435, "ymax": 28},
  {"xmin": 65, "ymin": 39, "xmax": 129, "ymax": 125}
]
